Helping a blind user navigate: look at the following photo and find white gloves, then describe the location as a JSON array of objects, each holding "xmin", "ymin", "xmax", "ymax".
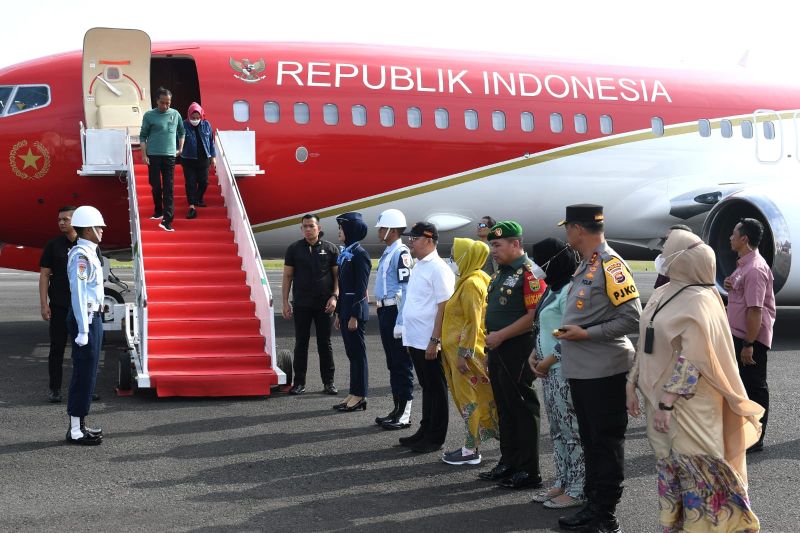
[
  {"xmin": 393, "ymin": 325, "xmax": 403, "ymax": 339},
  {"xmin": 75, "ymin": 332, "xmax": 88, "ymax": 347}
]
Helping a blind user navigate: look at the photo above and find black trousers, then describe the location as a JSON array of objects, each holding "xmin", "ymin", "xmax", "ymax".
[
  {"xmin": 734, "ymin": 336, "xmax": 769, "ymax": 445},
  {"xmin": 292, "ymin": 305, "xmax": 335, "ymax": 386},
  {"xmin": 341, "ymin": 319, "xmax": 368, "ymax": 397},
  {"xmin": 182, "ymin": 158, "xmax": 209, "ymax": 206},
  {"xmin": 409, "ymin": 347, "xmax": 448, "ymax": 445},
  {"xmin": 148, "ymin": 155, "xmax": 176, "ymax": 223},
  {"xmin": 377, "ymin": 306, "xmax": 414, "ymax": 401},
  {"xmin": 569, "ymin": 372, "xmax": 628, "ymax": 511},
  {"xmin": 48, "ymin": 304, "xmax": 69, "ymax": 391},
  {"xmin": 66, "ymin": 310, "xmax": 102, "ymax": 418},
  {"xmin": 488, "ymin": 333, "xmax": 541, "ymax": 474}
]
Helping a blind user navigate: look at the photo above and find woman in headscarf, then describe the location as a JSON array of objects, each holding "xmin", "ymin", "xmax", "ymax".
[
  {"xmin": 181, "ymin": 102, "xmax": 216, "ymax": 220},
  {"xmin": 626, "ymin": 229, "xmax": 763, "ymax": 532},
  {"xmin": 332, "ymin": 212, "xmax": 371, "ymax": 412},
  {"xmin": 440, "ymin": 238, "xmax": 498, "ymax": 465},
  {"xmin": 527, "ymin": 238, "xmax": 585, "ymax": 509}
]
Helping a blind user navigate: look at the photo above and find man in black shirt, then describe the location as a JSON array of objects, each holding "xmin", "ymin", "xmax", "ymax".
[
  {"xmin": 39, "ymin": 206, "xmax": 77, "ymax": 403},
  {"xmin": 282, "ymin": 214, "xmax": 340, "ymax": 395}
]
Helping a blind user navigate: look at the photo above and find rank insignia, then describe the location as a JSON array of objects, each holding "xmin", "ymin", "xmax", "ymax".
[
  {"xmin": 576, "ymin": 299, "xmax": 584, "ymax": 310},
  {"xmin": 499, "ymin": 296, "xmax": 508, "ymax": 305},
  {"xmin": 516, "ymin": 268, "xmax": 523, "ymax": 275}
]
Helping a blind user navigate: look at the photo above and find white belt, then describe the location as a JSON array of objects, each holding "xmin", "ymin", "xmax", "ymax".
[{"xmin": 376, "ymin": 298, "xmax": 397, "ymax": 308}]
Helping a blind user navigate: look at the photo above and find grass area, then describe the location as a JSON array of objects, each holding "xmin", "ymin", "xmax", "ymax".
[{"xmin": 627, "ymin": 260, "xmax": 655, "ymax": 273}]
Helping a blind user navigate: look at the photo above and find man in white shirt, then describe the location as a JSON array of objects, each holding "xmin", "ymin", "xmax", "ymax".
[{"xmin": 398, "ymin": 222, "xmax": 455, "ymax": 453}]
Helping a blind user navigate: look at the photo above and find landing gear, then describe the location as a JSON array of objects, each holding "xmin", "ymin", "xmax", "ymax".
[
  {"xmin": 116, "ymin": 348, "xmax": 134, "ymax": 396},
  {"xmin": 277, "ymin": 349, "xmax": 293, "ymax": 392}
]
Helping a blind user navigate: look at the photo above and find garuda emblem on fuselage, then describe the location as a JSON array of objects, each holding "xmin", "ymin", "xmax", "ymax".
[{"xmin": 230, "ymin": 57, "xmax": 267, "ymax": 83}]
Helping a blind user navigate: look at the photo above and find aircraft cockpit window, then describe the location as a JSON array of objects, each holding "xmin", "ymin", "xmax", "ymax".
[
  {"xmin": 464, "ymin": 109, "xmax": 478, "ymax": 130},
  {"xmin": 600, "ymin": 114, "xmax": 613, "ymax": 134},
  {"xmin": 294, "ymin": 102, "xmax": 310, "ymax": 124},
  {"xmin": 651, "ymin": 117, "xmax": 664, "ymax": 137},
  {"xmin": 264, "ymin": 101, "xmax": 280, "ymax": 123},
  {"xmin": 352, "ymin": 104, "xmax": 367, "ymax": 126},
  {"xmin": 550, "ymin": 113, "xmax": 563, "ymax": 133},
  {"xmin": 233, "ymin": 100, "xmax": 249, "ymax": 122},
  {"xmin": 0, "ymin": 86, "xmax": 12, "ymax": 114},
  {"xmin": 5, "ymin": 85, "xmax": 51, "ymax": 116},
  {"xmin": 698, "ymin": 119, "xmax": 711, "ymax": 137},
  {"xmin": 379, "ymin": 106, "xmax": 394, "ymax": 127},
  {"xmin": 323, "ymin": 103, "xmax": 339, "ymax": 125},
  {"xmin": 435, "ymin": 108, "xmax": 449, "ymax": 129},
  {"xmin": 492, "ymin": 111, "xmax": 506, "ymax": 131},
  {"xmin": 407, "ymin": 107, "xmax": 421, "ymax": 128},
  {"xmin": 741, "ymin": 120, "xmax": 753, "ymax": 139},
  {"xmin": 574, "ymin": 114, "xmax": 587, "ymax": 134},
  {"xmin": 762, "ymin": 121, "xmax": 775, "ymax": 140},
  {"xmin": 520, "ymin": 112, "xmax": 534, "ymax": 132},
  {"xmin": 720, "ymin": 120, "xmax": 733, "ymax": 138}
]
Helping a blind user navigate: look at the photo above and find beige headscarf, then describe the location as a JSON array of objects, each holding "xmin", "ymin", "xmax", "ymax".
[{"xmin": 636, "ymin": 229, "xmax": 763, "ymax": 481}]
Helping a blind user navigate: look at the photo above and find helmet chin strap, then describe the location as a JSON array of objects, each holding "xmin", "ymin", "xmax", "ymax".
[{"xmin": 91, "ymin": 226, "xmax": 102, "ymax": 243}]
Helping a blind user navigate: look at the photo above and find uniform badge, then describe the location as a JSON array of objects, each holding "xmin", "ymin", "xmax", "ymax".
[
  {"xmin": 602, "ymin": 257, "xmax": 639, "ymax": 306},
  {"xmin": 494, "ymin": 228, "xmax": 503, "ymax": 237},
  {"xmin": 576, "ymin": 299, "xmax": 584, "ymax": 310},
  {"xmin": 77, "ymin": 256, "xmax": 89, "ymax": 280},
  {"xmin": 578, "ymin": 288, "xmax": 585, "ymax": 297},
  {"xmin": 529, "ymin": 279, "xmax": 540, "ymax": 292},
  {"xmin": 402, "ymin": 254, "xmax": 412, "ymax": 267},
  {"xmin": 586, "ymin": 272, "xmax": 594, "ymax": 280},
  {"xmin": 589, "ymin": 252, "xmax": 598, "ymax": 264},
  {"xmin": 506, "ymin": 289, "xmax": 512, "ymax": 295},
  {"xmin": 499, "ymin": 296, "xmax": 508, "ymax": 305},
  {"xmin": 516, "ymin": 268, "xmax": 523, "ymax": 275}
]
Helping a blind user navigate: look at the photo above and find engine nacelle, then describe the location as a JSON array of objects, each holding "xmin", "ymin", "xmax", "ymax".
[{"xmin": 702, "ymin": 188, "xmax": 794, "ymax": 303}]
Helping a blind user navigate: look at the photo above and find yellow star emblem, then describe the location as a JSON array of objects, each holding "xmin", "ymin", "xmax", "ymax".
[{"xmin": 18, "ymin": 148, "xmax": 42, "ymax": 170}]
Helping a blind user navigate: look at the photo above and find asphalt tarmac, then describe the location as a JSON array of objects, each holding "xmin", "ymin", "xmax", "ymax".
[{"xmin": 1, "ymin": 268, "xmax": 798, "ymax": 532}]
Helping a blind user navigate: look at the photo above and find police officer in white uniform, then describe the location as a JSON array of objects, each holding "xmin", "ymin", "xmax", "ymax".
[
  {"xmin": 372, "ymin": 209, "xmax": 415, "ymax": 430},
  {"xmin": 65, "ymin": 206, "xmax": 106, "ymax": 445}
]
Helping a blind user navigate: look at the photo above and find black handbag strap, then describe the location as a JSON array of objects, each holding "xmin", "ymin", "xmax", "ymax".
[{"xmin": 649, "ymin": 283, "xmax": 713, "ymax": 325}]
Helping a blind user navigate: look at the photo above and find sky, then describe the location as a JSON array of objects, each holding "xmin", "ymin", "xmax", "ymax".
[{"xmin": 2, "ymin": 0, "xmax": 797, "ymax": 73}]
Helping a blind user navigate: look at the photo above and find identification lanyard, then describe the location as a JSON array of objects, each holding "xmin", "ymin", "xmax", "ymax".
[{"xmin": 643, "ymin": 283, "xmax": 713, "ymax": 354}]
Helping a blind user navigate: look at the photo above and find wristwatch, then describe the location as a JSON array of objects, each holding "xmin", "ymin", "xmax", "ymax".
[
  {"xmin": 742, "ymin": 340, "xmax": 755, "ymax": 348},
  {"xmin": 429, "ymin": 337, "xmax": 441, "ymax": 345},
  {"xmin": 658, "ymin": 402, "xmax": 674, "ymax": 411}
]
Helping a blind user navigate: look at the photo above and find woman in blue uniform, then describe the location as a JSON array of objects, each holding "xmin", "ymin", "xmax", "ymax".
[
  {"xmin": 65, "ymin": 206, "xmax": 106, "ymax": 445},
  {"xmin": 332, "ymin": 212, "xmax": 371, "ymax": 412}
]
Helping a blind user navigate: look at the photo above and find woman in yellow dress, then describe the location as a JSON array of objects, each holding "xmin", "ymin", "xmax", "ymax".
[
  {"xmin": 440, "ymin": 237, "xmax": 498, "ymax": 465},
  {"xmin": 626, "ymin": 229, "xmax": 763, "ymax": 532}
]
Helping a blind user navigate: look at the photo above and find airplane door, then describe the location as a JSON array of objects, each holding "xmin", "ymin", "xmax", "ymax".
[
  {"xmin": 754, "ymin": 109, "xmax": 783, "ymax": 163},
  {"xmin": 82, "ymin": 28, "xmax": 151, "ymax": 136}
]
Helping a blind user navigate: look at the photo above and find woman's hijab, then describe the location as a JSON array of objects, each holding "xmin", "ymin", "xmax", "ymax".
[
  {"xmin": 186, "ymin": 102, "xmax": 206, "ymax": 120},
  {"xmin": 336, "ymin": 212, "xmax": 368, "ymax": 246},
  {"xmin": 637, "ymin": 229, "xmax": 764, "ymax": 481},
  {"xmin": 531, "ymin": 237, "xmax": 577, "ymax": 291},
  {"xmin": 453, "ymin": 237, "xmax": 490, "ymax": 291}
]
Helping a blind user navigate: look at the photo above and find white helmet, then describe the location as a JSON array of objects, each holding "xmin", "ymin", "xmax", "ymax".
[
  {"xmin": 71, "ymin": 205, "xmax": 106, "ymax": 227},
  {"xmin": 375, "ymin": 208, "xmax": 407, "ymax": 229}
]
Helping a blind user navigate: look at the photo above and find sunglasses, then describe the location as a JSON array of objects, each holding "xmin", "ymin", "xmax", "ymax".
[{"xmin": 477, "ymin": 223, "xmax": 489, "ymax": 228}]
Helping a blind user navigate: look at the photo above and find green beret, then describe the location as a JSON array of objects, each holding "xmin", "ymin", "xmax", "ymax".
[{"xmin": 487, "ymin": 221, "xmax": 523, "ymax": 241}]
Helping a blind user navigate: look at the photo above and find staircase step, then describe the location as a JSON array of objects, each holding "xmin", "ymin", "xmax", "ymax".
[
  {"xmin": 136, "ymin": 183, "xmax": 221, "ymax": 195},
  {"xmin": 146, "ymin": 269, "xmax": 246, "ymax": 285},
  {"xmin": 144, "ymin": 256, "xmax": 242, "ymax": 270},
  {"xmin": 148, "ymin": 301, "xmax": 255, "ymax": 319},
  {"xmin": 148, "ymin": 336, "xmax": 266, "ymax": 355},
  {"xmin": 142, "ymin": 242, "xmax": 238, "ymax": 256},
  {"xmin": 150, "ymin": 371, "xmax": 277, "ymax": 397},
  {"xmin": 148, "ymin": 353, "xmax": 270, "ymax": 372},
  {"xmin": 141, "ymin": 230, "xmax": 234, "ymax": 243},
  {"xmin": 149, "ymin": 317, "xmax": 260, "ymax": 337},
  {"xmin": 147, "ymin": 284, "xmax": 251, "ymax": 301}
]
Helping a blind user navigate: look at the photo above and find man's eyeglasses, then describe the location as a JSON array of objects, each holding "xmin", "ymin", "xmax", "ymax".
[
  {"xmin": 477, "ymin": 223, "xmax": 489, "ymax": 228},
  {"xmin": 408, "ymin": 236, "xmax": 427, "ymax": 243}
]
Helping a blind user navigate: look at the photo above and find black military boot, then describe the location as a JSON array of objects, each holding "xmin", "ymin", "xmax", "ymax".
[
  {"xmin": 375, "ymin": 396, "xmax": 399, "ymax": 426},
  {"xmin": 558, "ymin": 502, "xmax": 599, "ymax": 530},
  {"xmin": 80, "ymin": 417, "xmax": 103, "ymax": 439},
  {"xmin": 381, "ymin": 400, "xmax": 411, "ymax": 430},
  {"xmin": 576, "ymin": 512, "xmax": 621, "ymax": 533}
]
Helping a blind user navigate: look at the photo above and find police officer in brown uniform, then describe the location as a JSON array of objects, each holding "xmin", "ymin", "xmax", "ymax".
[{"xmin": 556, "ymin": 205, "xmax": 641, "ymax": 533}]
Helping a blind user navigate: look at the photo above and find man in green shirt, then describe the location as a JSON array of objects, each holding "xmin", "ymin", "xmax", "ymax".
[{"xmin": 140, "ymin": 87, "xmax": 185, "ymax": 232}]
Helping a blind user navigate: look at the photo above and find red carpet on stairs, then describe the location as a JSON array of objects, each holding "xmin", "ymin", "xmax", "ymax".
[{"xmin": 133, "ymin": 162, "xmax": 277, "ymax": 397}]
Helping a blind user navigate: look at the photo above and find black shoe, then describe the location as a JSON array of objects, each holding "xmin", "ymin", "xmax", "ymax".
[
  {"xmin": 376, "ymin": 397, "xmax": 399, "ymax": 425},
  {"xmin": 746, "ymin": 441, "xmax": 764, "ymax": 454},
  {"xmin": 339, "ymin": 398, "xmax": 367, "ymax": 412},
  {"xmin": 559, "ymin": 504, "xmax": 599, "ymax": 530},
  {"xmin": 575, "ymin": 514, "xmax": 620, "ymax": 533},
  {"xmin": 289, "ymin": 384, "xmax": 305, "ymax": 395},
  {"xmin": 196, "ymin": 200, "xmax": 207, "ymax": 207},
  {"xmin": 150, "ymin": 213, "xmax": 163, "ymax": 220},
  {"xmin": 399, "ymin": 429, "xmax": 425, "ymax": 446},
  {"xmin": 323, "ymin": 383, "xmax": 338, "ymax": 395},
  {"xmin": 80, "ymin": 418, "xmax": 103, "ymax": 438},
  {"xmin": 332, "ymin": 401, "xmax": 348, "ymax": 411},
  {"xmin": 158, "ymin": 221, "xmax": 175, "ymax": 232},
  {"xmin": 65, "ymin": 430, "xmax": 102, "ymax": 446},
  {"xmin": 187, "ymin": 207, "xmax": 197, "ymax": 219},
  {"xmin": 497, "ymin": 470, "xmax": 542, "ymax": 490},
  {"xmin": 478, "ymin": 463, "xmax": 515, "ymax": 481},
  {"xmin": 410, "ymin": 440, "xmax": 443, "ymax": 453},
  {"xmin": 381, "ymin": 419, "xmax": 411, "ymax": 430},
  {"xmin": 48, "ymin": 390, "xmax": 62, "ymax": 403}
]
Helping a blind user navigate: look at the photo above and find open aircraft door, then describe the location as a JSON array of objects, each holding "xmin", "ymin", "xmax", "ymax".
[
  {"xmin": 82, "ymin": 28, "xmax": 151, "ymax": 138},
  {"xmin": 754, "ymin": 109, "xmax": 783, "ymax": 163}
]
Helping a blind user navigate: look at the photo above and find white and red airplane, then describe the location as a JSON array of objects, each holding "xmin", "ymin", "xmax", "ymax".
[{"xmin": 2, "ymin": 29, "xmax": 798, "ymax": 298}]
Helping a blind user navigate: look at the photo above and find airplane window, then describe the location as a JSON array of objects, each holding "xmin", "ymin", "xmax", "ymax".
[
  {"xmin": 740, "ymin": 120, "xmax": 753, "ymax": 139},
  {"xmin": 763, "ymin": 121, "xmax": 775, "ymax": 140},
  {"xmin": 698, "ymin": 119, "xmax": 711, "ymax": 137},
  {"xmin": 294, "ymin": 102, "xmax": 310, "ymax": 125},
  {"xmin": 465, "ymin": 109, "xmax": 478, "ymax": 130},
  {"xmin": 380, "ymin": 106, "xmax": 394, "ymax": 127},
  {"xmin": 233, "ymin": 100, "xmax": 249, "ymax": 123},
  {"xmin": 492, "ymin": 111, "xmax": 506, "ymax": 131},
  {"xmin": 520, "ymin": 112, "xmax": 534, "ymax": 132},
  {"xmin": 352, "ymin": 104, "xmax": 367, "ymax": 126},
  {"xmin": 651, "ymin": 117, "xmax": 664, "ymax": 137},
  {"xmin": 574, "ymin": 114, "xmax": 588, "ymax": 134},
  {"xmin": 0, "ymin": 86, "xmax": 12, "ymax": 115},
  {"xmin": 323, "ymin": 103, "xmax": 338, "ymax": 125},
  {"xmin": 6, "ymin": 85, "xmax": 50, "ymax": 116},
  {"xmin": 264, "ymin": 101, "xmax": 280, "ymax": 123},
  {"xmin": 407, "ymin": 107, "xmax": 422, "ymax": 128},
  {"xmin": 435, "ymin": 108, "xmax": 449, "ymax": 129},
  {"xmin": 550, "ymin": 113, "xmax": 563, "ymax": 133},
  {"xmin": 600, "ymin": 114, "xmax": 613, "ymax": 134},
  {"xmin": 720, "ymin": 119, "xmax": 733, "ymax": 138}
]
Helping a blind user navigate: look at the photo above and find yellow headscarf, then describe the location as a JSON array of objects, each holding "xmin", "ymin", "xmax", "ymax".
[{"xmin": 453, "ymin": 237, "xmax": 491, "ymax": 291}]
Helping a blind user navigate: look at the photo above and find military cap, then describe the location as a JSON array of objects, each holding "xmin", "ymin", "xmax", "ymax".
[
  {"xmin": 487, "ymin": 220, "xmax": 523, "ymax": 241},
  {"xmin": 402, "ymin": 221, "xmax": 438, "ymax": 240},
  {"xmin": 557, "ymin": 204, "xmax": 604, "ymax": 226}
]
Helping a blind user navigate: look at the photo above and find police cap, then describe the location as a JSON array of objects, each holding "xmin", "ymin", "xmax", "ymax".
[{"xmin": 557, "ymin": 204, "xmax": 604, "ymax": 226}]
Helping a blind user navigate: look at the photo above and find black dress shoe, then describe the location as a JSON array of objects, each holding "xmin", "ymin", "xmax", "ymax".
[
  {"xmin": 575, "ymin": 514, "xmax": 620, "ymax": 533},
  {"xmin": 65, "ymin": 430, "xmax": 102, "ymax": 446},
  {"xmin": 323, "ymin": 383, "xmax": 338, "ymax": 395},
  {"xmin": 381, "ymin": 419, "xmax": 411, "ymax": 430},
  {"xmin": 187, "ymin": 207, "xmax": 197, "ymax": 219},
  {"xmin": 289, "ymin": 384, "xmax": 306, "ymax": 395},
  {"xmin": 80, "ymin": 418, "xmax": 103, "ymax": 438},
  {"xmin": 746, "ymin": 441, "xmax": 764, "ymax": 454},
  {"xmin": 478, "ymin": 463, "xmax": 515, "ymax": 481},
  {"xmin": 332, "ymin": 401, "xmax": 348, "ymax": 411},
  {"xmin": 409, "ymin": 440, "xmax": 443, "ymax": 453},
  {"xmin": 497, "ymin": 470, "xmax": 542, "ymax": 490},
  {"xmin": 196, "ymin": 200, "xmax": 207, "ymax": 207},
  {"xmin": 399, "ymin": 429, "xmax": 425, "ymax": 446},
  {"xmin": 48, "ymin": 390, "xmax": 62, "ymax": 403},
  {"xmin": 340, "ymin": 398, "xmax": 367, "ymax": 412},
  {"xmin": 376, "ymin": 398, "xmax": 399, "ymax": 425},
  {"xmin": 559, "ymin": 504, "xmax": 598, "ymax": 530}
]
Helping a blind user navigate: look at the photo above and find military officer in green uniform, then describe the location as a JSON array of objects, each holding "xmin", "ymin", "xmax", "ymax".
[
  {"xmin": 478, "ymin": 221, "xmax": 548, "ymax": 489},
  {"xmin": 555, "ymin": 205, "xmax": 641, "ymax": 533}
]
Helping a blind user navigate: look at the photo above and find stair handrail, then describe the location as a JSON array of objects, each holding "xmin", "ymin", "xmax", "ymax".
[
  {"xmin": 125, "ymin": 137, "xmax": 149, "ymax": 384},
  {"xmin": 215, "ymin": 131, "xmax": 284, "ymax": 385}
]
